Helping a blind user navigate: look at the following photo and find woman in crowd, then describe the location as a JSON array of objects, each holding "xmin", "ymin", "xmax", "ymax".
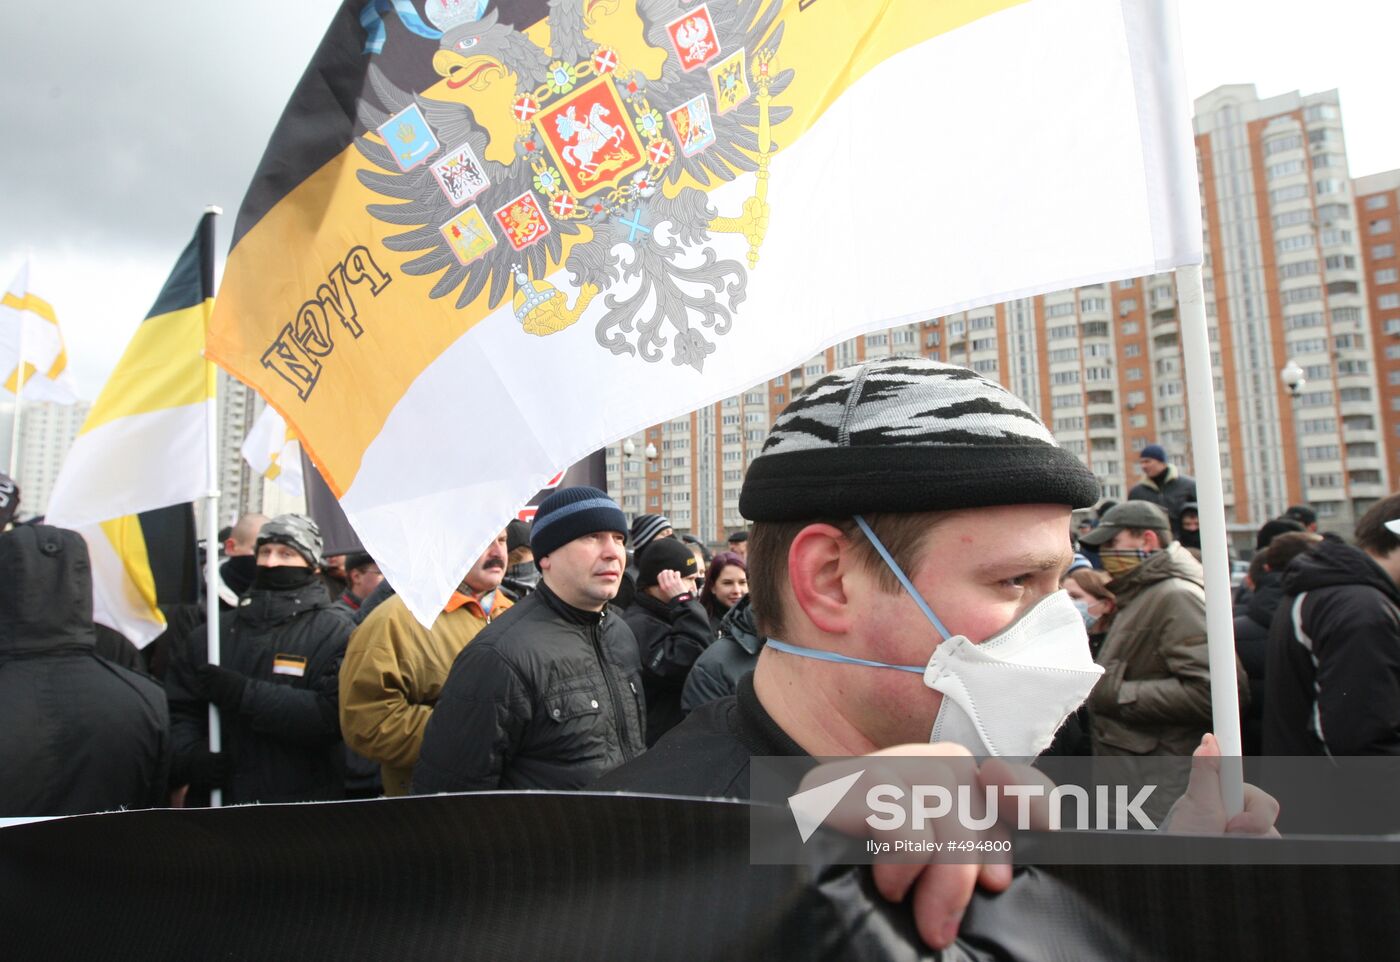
[
  {"xmin": 1062, "ymin": 566, "xmax": 1116, "ymax": 659},
  {"xmin": 699, "ymin": 551, "xmax": 748, "ymax": 632}
]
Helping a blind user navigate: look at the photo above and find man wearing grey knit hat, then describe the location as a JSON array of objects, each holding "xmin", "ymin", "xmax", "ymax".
[{"xmin": 597, "ymin": 357, "xmax": 1278, "ymax": 950}]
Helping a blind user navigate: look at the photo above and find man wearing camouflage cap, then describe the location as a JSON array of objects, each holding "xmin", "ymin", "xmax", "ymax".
[{"xmin": 167, "ymin": 514, "xmax": 356, "ymax": 804}]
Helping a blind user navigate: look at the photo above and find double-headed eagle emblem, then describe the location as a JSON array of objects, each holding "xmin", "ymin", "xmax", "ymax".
[{"xmin": 353, "ymin": 0, "xmax": 792, "ymax": 371}]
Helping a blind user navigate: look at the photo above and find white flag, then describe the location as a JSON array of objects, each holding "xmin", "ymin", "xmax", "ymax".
[
  {"xmin": 0, "ymin": 257, "xmax": 78, "ymax": 404},
  {"xmin": 242, "ymin": 404, "xmax": 304, "ymax": 496}
]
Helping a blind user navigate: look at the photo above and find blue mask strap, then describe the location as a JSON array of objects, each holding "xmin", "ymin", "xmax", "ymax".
[
  {"xmin": 765, "ymin": 639, "xmax": 924, "ymax": 674},
  {"xmin": 853, "ymin": 514, "xmax": 952, "ymax": 640}
]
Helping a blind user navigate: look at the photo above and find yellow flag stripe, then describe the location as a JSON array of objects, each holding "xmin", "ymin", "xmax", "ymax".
[
  {"xmin": 98, "ymin": 514, "xmax": 162, "ymax": 623},
  {"xmin": 1, "ymin": 291, "xmax": 58, "ymax": 325},
  {"xmin": 82, "ymin": 298, "xmax": 213, "ymax": 434}
]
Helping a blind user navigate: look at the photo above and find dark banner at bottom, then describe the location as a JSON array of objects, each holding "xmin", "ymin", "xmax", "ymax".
[{"xmin": 2, "ymin": 792, "xmax": 1399, "ymax": 961}]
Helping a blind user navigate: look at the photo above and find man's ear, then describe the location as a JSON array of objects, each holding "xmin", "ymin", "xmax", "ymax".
[
  {"xmin": 1142, "ymin": 529, "xmax": 1163, "ymax": 552},
  {"xmin": 538, "ymin": 554, "xmax": 552, "ymax": 572},
  {"xmin": 787, "ymin": 523, "xmax": 859, "ymax": 635}
]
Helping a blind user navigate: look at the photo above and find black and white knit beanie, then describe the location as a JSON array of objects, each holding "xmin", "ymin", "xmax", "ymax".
[
  {"xmin": 629, "ymin": 514, "xmax": 672, "ymax": 555},
  {"xmin": 739, "ymin": 357, "xmax": 1100, "ymax": 521}
]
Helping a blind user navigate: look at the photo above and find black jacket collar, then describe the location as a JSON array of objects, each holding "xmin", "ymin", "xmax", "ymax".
[
  {"xmin": 735, "ymin": 673, "xmax": 807, "ymax": 758},
  {"xmin": 536, "ymin": 580, "xmax": 607, "ymax": 626}
]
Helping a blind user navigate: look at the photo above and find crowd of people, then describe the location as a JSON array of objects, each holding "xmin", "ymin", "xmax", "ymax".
[{"xmin": 7, "ymin": 356, "xmax": 1400, "ymax": 949}]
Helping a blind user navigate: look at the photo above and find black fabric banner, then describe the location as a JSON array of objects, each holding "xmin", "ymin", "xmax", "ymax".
[
  {"xmin": 3, "ymin": 792, "xmax": 1398, "ymax": 961},
  {"xmin": 137, "ymin": 503, "xmax": 199, "ymax": 605}
]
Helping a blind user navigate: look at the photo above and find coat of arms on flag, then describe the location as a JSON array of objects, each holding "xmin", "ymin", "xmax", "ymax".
[{"xmin": 353, "ymin": 0, "xmax": 792, "ymax": 370}]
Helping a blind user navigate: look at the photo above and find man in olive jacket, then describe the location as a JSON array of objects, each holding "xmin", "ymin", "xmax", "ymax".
[
  {"xmin": 339, "ymin": 529, "xmax": 513, "ymax": 796},
  {"xmin": 1080, "ymin": 501, "xmax": 1248, "ymax": 816},
  {"xmin": 413, "ymin": 487, "xmax": 645, "ymax": 793}
]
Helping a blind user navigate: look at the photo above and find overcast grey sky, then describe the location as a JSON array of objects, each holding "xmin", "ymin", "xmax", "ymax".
[{"xmin": 3, "ymin": 0, "xmax": 1398, "ymax": 400}]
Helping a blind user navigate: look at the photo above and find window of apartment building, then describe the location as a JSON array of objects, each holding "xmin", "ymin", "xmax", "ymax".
[
  {"xmin": 1316, "ymin": 179, "xmax": 1346, "ymax": 196},
  {"xmin": 1045, "ymin": 302, "xmax": 1075, "ymax": 318},
  {"xmin": 745, "ymin": 411, "xmax": 766, "ymax": 423},
  {"xmin": 1307, "ymin": 473, "xmax": 1342, "ymax": 489},
  {"xmin": 865, "ymin": 333, "xmax": 888, "ymax": 346},
  {"xmin": 1268, "ymin": 159, "xmax": 1305, "ymax": 178},
  {"xmin": 721, "ymin": 414, "xmax": 739, "ymax": 425},
  {"xmin": 1050, "ymin": 370, "xmax": 1079, "ymax": 385},
  {"xmin": 1282, "ymin": 286, "xmax": 1322, "ymax": 304},
  {"xmin": 1265, "ymin": 133, "xmax": 1304, "ymax": 155},
  {"xmin": 948, "ymin": 320, "xmax": 965, "ymax": 336},
  {"xmin": 1085, "ymin": 342, "xmax": 1112, "ymax": 357},
  {"xmin": 1126, "ymin": 390, "xmax": 1146, "ymax": 405},
  {"xmin": 1129, "ymin": 414, "xmax": 1147, "ymax": 428},
  {"xmin": 1155, "ymin": 357, "xmax": 1179, "ymax": 375},
  {"xmin": 1300, "ymin": 391, "xmax": 1333, "ymax": 407},
  {"xmin": 1052, "ymin": 393, "xmax": 1081, "ymax": 409},
  {"xmin": 1332, "ymin": 307, "xmax": 1362, "ymax": 324},
  {"xmin": 1305, "ymin": 445, "xmax": 1340, "ymax": 460},
  {"xmin": 1373, "ymin": 243, "xmax": 1396, "ymax": 259},
  {"xmin": 723, "ymin": 469, "xmax": 743, "ymax": 481},
  {"xmin": 1345, "ymin": 415, "xmax": 1376, "ymax": 430},
  {"xmin": 1349, "ymin": 442, "xmax": 1379, "ymax": 458},
  {"xmin": 1320, "ymin": 228, "xmax": 1354, "ymax": 246},
  {"xmin": 723, "ymin": 396, "xmax": 739, "ymax": 407},
  {"xmin": 722, "ymin": 433, "xmax": 740, "ymax": 445},
  {"xmin": 1125, "ymin": 367, "xmax": 1142, "ymax": 380},
  {"xmin": 723, "ymin": 451, "xmax": 741, "ymax": 462},
  {"xmin": 1085, "ymin": 366, "xmax": 1113, "ymax": 382},
  {"xmin": 1290, "ymin": 337, "xmax": 1327, "ymax": 355},
  {"xmin": 1386, "ymin": 319, "xmax": 1400, "ymax": 337},
  {"xmin": 1122, "ymin": 343, "xmax": 1141, "ymax": 357},
  {"xmin": 1365, "ymin": 195, "xmax": 1390, "ymax": 211},
  {"xmin": 1380, "ymin": 294, "xmax": 1400, "ymax": 310},
  {"xmin": 971, "ymin": 337, "xmax": 996, "ymax": 351},
  {"xmin": 1376, "ymin": 269, "xmax": 1399, "ymax": 285},
  {"xmin": 1388, "ymin": 371, "xmax": 1400, "ymax": 386},
  {"xmin": 1049, "ymin": 347, "xmax": 1078, "ymax": 362},
  {"xmin": 1317, "ymin": 203, "xmax": 1350, "ymax": 222},
  {"xmin": 1046, "ymin": 325, "xmax": 1075, "ymax": 341},
  {"xmin": 1121, "ymin": 321, "xmax": 1139, "ymax": 335},
  {"xmin": 973, "ymin": 359, "xmax": 998, "ymax": 374},
  {"xmin": 1054, "ymin": 417, "xmax": 1083, "ymax": 431},
  {"xmin": 970, "ymin": 315, "xmax": 996, "ymax": 330},
  {"xmin": 1302, "ymin": 417, "xmax": 1336, "ymax": 434},
  {"xmin": 804, "ymin": 362, "xmax": 825, "ymax": 376},
  {"xmin": 1276, "ymin": 234, "xmax": 1314, "ymax": 254},
  {"xmin": 1303, "ymin": 364, "xmax": 1330, "ymax": 380},
  {"xmin": 1095, "ymin": 460, "xmax": 1121, "ymax": 475},
  {"xmin": 1325, "ymin": 254, "xmax": 1357, "ymax": 271},
  {"xmin": 1337, "ymin": 359, "xmax": 1370, "ymax": 376},
  {"xmin": 1270, "ymin": 184, "xmax": 1309, "ymax": 204},
  {"xmin": 744, "ymin": 392, "xmax": 764, "ymax": 404},
  {"xmin": 893, "ymin": 330, "xmax": 915, "ymax": 345},
  {"xmin": 1279, "ymin": 259, "xmax": 1318, "ymax": 279},
  {"xmin": 1080, "ymin": 297, "xmax": 1107, "ymax": 312},
  {"xmin": 1158, "ymin": 404, "xmax": 1185, "ymax": 421},
  {"xmin": 1273, "ymin": 209, "xmax": 1312, "ymax": 230},
  {"xmin": 1156, "ymin": 381, "xmax": 1184, "ymax": 398},
  {"xmin": 773, "ymin": 393, "xmax": 785, "ymax": 404},
  {"xmin": 1312, "ymin": 153, "xmax": 1344, "ymax": 169},
  {"xmin": 746, "ymin": 429, "xmax": 765, "ymax": 442},
  {"xmin": 1350, "ymin": 469, "xmax": 1383, "ymax": 485},
  {"xmin": 1061, "ymin": 439, "xmax": 1086, "ymax": 454},
  {"xmin": 1118, "ymin": 298, "xmax": 1138, "ymax": 313},
  {"xmin": 1340, "ymin": 387, "xmax": 1373, "ymax": 402},
  {"xmin": 1371, "ymin": 218, "xmax": 1394, "ymax": 235}
]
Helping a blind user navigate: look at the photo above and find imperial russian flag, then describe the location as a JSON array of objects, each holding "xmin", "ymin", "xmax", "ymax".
[{"xmin": 208, "ymin": 0, "xmax": 1201, "ymax": 625}]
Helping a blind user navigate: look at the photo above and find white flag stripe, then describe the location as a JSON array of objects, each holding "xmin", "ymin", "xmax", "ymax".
[
  {"xmin": 343, "ymin": 0, "xmax": 1201, "ymax": 626},
  {"xmin": 82, "ymin": 522, "xmax": 166, "ymax": 648},
  {"xmin": 45, "ymin": 401, "xmax": 208, "ymax": 530}
]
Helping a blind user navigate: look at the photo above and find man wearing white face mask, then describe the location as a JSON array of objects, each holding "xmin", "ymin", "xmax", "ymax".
[{"xmin": 597, "ymin": 357, "xmax": 1278, "ymax": 952}]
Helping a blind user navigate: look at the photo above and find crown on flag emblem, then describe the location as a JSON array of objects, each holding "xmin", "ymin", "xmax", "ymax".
[{"xmin": 425, "ymin": 0, "xmax": 489, "ymax": 32}]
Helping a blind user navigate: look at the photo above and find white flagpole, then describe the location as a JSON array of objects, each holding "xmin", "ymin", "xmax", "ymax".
[
  {"xmin": 203, "ymin": 207, "xmax": 225, "ymax": 808},
  {"xmin": 1176, "ymin": 262, "xmax": 1244, "ymax": 816}
]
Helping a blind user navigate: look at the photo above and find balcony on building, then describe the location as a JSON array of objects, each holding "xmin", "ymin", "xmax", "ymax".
[{"xmin": 1081, "ymin": 321, "xmax": 1110, "ymax": 339}]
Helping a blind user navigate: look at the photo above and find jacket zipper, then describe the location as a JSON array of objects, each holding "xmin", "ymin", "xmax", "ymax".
[{"xmin": 589, "ymin": 615, "xmax": 630, "ymax": 753}]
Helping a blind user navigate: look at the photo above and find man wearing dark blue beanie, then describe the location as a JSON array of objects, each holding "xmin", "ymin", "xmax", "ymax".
[{"xmin": 413, "ymin": 486, "xmax": 645, "ymax": 793}]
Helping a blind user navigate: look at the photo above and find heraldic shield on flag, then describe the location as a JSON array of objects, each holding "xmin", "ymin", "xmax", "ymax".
[{"xmin": 207, "ymin": 0, "xmax": 1202, "ymax": 625}]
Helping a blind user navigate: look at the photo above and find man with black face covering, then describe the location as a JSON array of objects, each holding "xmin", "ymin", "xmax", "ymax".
[
  {"xmin": 215, "ymin": 512, "xmax": 268, "ymax": 609},
  {"xmin": 167, "ymin": 514, "xmax": 355, "ymax": 804}
]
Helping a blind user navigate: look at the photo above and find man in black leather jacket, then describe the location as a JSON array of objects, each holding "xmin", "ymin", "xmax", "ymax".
[{"xmin": 413, "ymin": 487, "xmax": 645, "ymax": 793}]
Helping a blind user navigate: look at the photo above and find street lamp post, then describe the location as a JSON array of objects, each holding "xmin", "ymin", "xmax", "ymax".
[{"xmin": 1280, "ymin": 359, "xmax": 1307, "ymax": 512}]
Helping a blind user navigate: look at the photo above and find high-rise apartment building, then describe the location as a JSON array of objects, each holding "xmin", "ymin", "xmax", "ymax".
[
  {"xmin": 2, "ymin": 400, "xmax": 91, "ymax": 517},
  {"xmin": 607, "ymin": 84, "xmax": 1399, "ymax": 548}
]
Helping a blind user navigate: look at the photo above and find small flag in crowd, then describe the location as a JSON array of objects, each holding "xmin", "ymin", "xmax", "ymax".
[
  {"xmin": 208, "ymin": 0, "xmax": 1202, "ymax": 625},
  {"xmin": 46, "ymin": 214, "xmax": 217, "ymax": 645},
  {"xmin": 0, "ymin": 257, "xmax": 78, "ymax": 404},
  {"xmin": 242, "ymin": 404, "xmax": 305, "ymax": 497}
]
